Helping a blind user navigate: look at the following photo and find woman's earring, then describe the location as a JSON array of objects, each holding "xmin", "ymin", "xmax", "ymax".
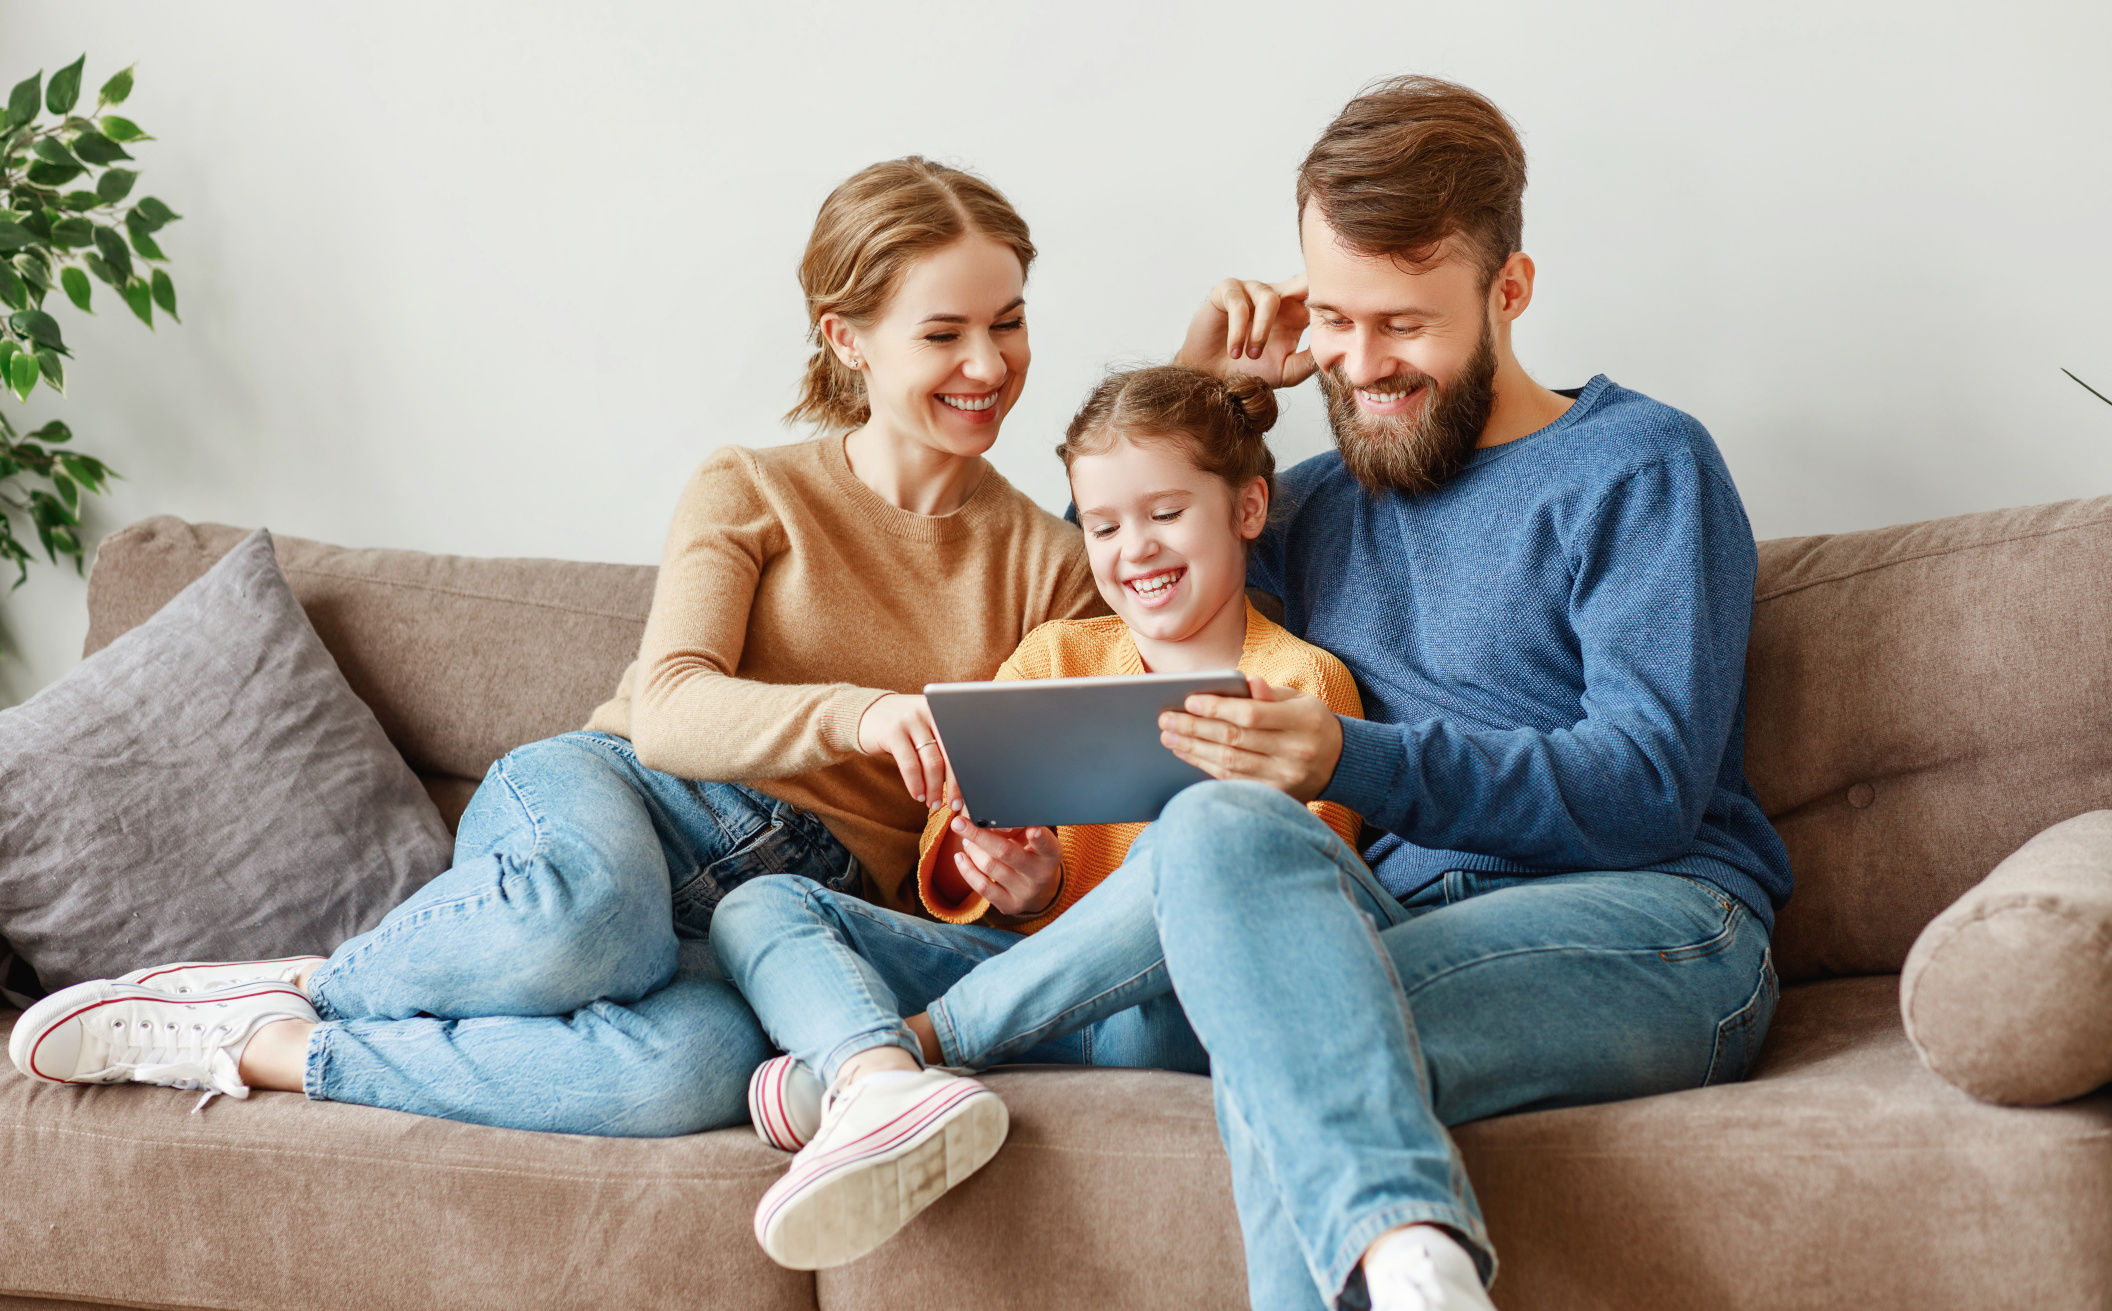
[{"xmin": 847, "ymin": 354, "xmax": 862, "ymax": 370}]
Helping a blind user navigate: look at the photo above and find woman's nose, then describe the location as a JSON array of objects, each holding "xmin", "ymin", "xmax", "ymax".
[{"xmin": 961, "ymin": 333, "xmax": 1005, "ymax": 385}]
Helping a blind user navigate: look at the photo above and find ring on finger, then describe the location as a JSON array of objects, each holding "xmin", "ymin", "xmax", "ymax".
[{"xmin": 912, "ymin": 739, "xmax": 937, "ymax": 750}]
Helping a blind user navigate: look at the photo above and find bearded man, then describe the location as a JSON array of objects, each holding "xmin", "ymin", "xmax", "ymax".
[{"xmin": 1140, "ymin": 77, "xmax": 1794, "ymax": 1311}]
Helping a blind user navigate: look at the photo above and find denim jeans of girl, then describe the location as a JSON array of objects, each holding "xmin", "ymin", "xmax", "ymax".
[
  {"xmin": 897, "ymin": 780, "xmax": 1777, "ymax": 1310},
  {"xmin": 299, "ymin": 731, "xmax": 860, "ymax": 1136}
]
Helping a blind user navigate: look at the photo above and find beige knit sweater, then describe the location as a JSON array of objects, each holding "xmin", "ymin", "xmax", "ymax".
[{"xmin": 586, "ymin": 434, "xmax": 1105, "ymax": 910}]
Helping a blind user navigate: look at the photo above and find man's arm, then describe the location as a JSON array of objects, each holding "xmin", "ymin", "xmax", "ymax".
[{"xmin": 1165, "ymin": 454, "xmax": 1757, "ymax": 869}]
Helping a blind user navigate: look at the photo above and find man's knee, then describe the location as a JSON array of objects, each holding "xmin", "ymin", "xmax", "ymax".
[{"xmin": 1153, "ymin": 781, "xmax": 1332, "ymax": 903}]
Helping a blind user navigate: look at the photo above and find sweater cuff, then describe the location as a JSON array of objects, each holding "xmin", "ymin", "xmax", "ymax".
[
  {"xmin": 1321, "ymin": 714, "xmax": 1407, "ymax": 823},
  {"xmin": 820, "ymin": 686, "xmax": 897, "ymax": 756}
]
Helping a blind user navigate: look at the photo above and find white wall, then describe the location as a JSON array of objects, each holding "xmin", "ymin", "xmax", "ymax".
[{"xmin": 2, "ymin": 0, "xmax": 2108, "ymax": 705}]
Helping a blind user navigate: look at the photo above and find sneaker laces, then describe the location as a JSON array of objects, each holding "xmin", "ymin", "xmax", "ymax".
[{"xmin": 105, "ymin": 1018, "xmax": 255, "ymax": 1108}]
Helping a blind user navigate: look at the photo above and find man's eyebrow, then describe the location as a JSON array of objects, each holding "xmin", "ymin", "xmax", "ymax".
[
  {"xmin": 1307, "ymin": 300, "xmax": 1434, "ymax": 319},
  {"xmin": 918, "ymin": 296, "xmax": 1026, "ymax": 326}
]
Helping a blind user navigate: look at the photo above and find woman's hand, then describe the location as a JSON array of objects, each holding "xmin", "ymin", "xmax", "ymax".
[
  {"xmin": 857, "ymin": 693, "xmax": 949, "ymax": 807},
  {"xmin": 1176, "ymin": 274, "xmax": 1316, "ymax": 387},
  {"xmin": 945, "ymin": 804, "xmax": 1063, "ymax": 918},
  {"xmin": 1159, "ymin": 675, "xmax": 1343, "ymax": 802}
]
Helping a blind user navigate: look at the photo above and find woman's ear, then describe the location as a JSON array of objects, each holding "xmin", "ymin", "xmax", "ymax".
[
  {"xmin": 1236, "ymin": 476, "xmax": 1270, "ymax": 541},
  {"xmin": 818, "ymin": 313, "xmax": 862, "ymax": 368}
]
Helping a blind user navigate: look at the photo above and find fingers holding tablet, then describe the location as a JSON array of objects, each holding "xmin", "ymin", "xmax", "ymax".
[
  {"xmin": 1159, "ymin": 676, "xmax": 1344, "ymax": 803},
  {"xmin": 949, "ymin": 810, "xmax": 1062, "ymax": 918}
]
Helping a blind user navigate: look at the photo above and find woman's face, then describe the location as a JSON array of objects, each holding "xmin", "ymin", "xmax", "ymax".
[
  {"xmin": 833, "ymin": 237, "xmax": 1029, "ymax": 460},
  {"xmin": 1068, "ymin": 433, "xmax": 1268, "ymax": 647}
]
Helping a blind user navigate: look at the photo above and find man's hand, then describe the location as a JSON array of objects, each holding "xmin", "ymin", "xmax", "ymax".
[
  {"xmin": 1175, "ymin": 274, "xmax": 1316, "ymax": 388},
  {"xmin": 1159, "ymin": 674, "xmax": 1343, "ymax": 802},
  {"xmin": 857, "ymin": 692, "xmax": 949, "ymax": 807},
  {"xmin": 942, "ymin": 805, "xmax": 1063, "ymax": 918}
]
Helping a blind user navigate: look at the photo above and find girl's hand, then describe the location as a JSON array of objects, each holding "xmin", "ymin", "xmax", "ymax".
[
  {"xmin": 857, "ymin": 693, "xmax": 949, "ymax": 807},
  {"xmin": 947, "ymin": 804, "xmax": 1063, "ymax": 918},
  {"xmin": 1176, "ymin": 274, "xmax": 1316, "ymax": 387}
]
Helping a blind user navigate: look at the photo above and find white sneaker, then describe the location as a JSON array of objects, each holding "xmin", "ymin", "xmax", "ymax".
[
  {"xmin": 750, "ymin": 1055, "xmax": 826, "ymax": 1151},
  {"xmin": 118, "ymin": 955, "xmax": 325, "ymax": 996},
  {"xmin": 752, "ymin": 1068, "xmax": 1008, "ymax": 1269},
  {"xmin": 9, "ymin": 978, "xmax": 318, "ymax": 1109},
  {"xmin": 1362, "ymin": 1226, "xmax": 1496, "ymax": 1311}
]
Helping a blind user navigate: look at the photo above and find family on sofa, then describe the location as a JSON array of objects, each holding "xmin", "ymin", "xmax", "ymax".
[{"xmin": 8, "ymin": 76, "xmax": 1790, "ymax": 1311}]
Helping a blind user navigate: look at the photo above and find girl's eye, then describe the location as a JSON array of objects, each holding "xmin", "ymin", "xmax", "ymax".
[
  {"xmin": 1089, "ymin": 525, "xmax": 1117, "ymax": 539},
  {"xmin": 1153, "ymin": 510, "xmax": 1182, "ymax": 523}
]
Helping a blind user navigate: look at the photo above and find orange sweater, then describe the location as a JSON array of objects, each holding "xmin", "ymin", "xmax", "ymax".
[{"xmin": 915, "ymin": 600, "xmax": 1365, "ymax": 932}]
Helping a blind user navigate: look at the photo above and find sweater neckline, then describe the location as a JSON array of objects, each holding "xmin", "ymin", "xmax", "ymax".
[
  {"xmin": 1116, "ymin": 598, "xmax": 1274, "ymax": 675},
  {"xmin": 821, "ymin": 432, "xmax": 1005, "ymax": 543},
  {"xmin": 1462, "ymin": 374, "xmax": 1613, "ymax": 470}
]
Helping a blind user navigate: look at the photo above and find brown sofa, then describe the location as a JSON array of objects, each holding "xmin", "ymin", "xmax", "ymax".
[{"xmin": 2, "ymin": 500, "xmax": 2108, "ymax": 1311}]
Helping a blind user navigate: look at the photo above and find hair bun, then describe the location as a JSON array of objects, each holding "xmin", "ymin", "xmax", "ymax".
[{"xmin": 1222, "ymin": 372, "xmax": 1280, "ymax": 436}]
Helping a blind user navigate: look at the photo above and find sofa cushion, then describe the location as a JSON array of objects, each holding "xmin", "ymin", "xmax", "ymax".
[
  {"xmin": 84, "ymin": 517, "xmax": 658, "ymax": 826},
  {"xmin": 1901, "ymin": 809, "xmax": 2112, "ymax": 1105},
  {"xmin": 1746, "ymin": 495, "xmax": 2112, "ymax": 980},
  {"xmin": 0, "ymin": 530, "xmax": 450, "ymax": 992},
  {"xmin": 0, "ymin": 1010, "xmax": 814, "ymax": 1311}
]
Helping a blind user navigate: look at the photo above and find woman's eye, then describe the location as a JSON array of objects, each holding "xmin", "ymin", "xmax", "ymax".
[
  {"xmin": 994, "ymin": 318, "xmax": 1024, "ymax": 332},
  {"xmin": 926, "ymin": 332, "xmax": 959, "ymax": 344}
]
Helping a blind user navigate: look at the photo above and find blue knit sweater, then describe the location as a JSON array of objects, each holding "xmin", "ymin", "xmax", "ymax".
[{"xmin": 1250, "ymin": 375, "xmax": 1792, "ymax": 927}]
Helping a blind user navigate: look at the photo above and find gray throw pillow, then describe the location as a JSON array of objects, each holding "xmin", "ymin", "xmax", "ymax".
[{"xmin": 0, "ymin": 528, "xmax": 450, "ymax": 991}]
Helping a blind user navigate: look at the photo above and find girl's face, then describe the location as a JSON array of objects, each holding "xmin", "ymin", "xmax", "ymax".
[
  {"xmin": 824, "ymin": 236, "xmax": 1029, "ymax": 460},
  {"xmin": 1068, "ymin": 433, "xmax": 1269, "ymax": 648}
]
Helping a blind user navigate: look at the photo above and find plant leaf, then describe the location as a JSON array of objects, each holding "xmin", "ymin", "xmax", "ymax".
[
  {"xmin": 31, "ymin": 419, "xmax": 72, "ymax": 444},
  {"xmin": 98, "ymin": 64, "xmax": 134, "ymax": 108},
  {"xmin": 35, "ymin": 347, "xmax": 62, "ymax": 394},
  {"xmin": 59, "ymin": 265, "xmax": 91, "ymax": 312},
  {"xmin": 47, "ymin": 215, "xmax": 92, "ymax": 248},
  {"xmin": 32, "ymin": 137, "xmax": 80, "ymax": 168},
  {"xmin": 25, "ymin": 161, "xmax": 84, "ymax": 188},
  {"xmin": 83, "ymin": 252, "xmax": 120, "ymax": 286},
  {"xmin": 149, "ymin": 267, "xmax": 176, "ymax": 320},
  {"xmin": 7, "ymin": 308, "xmax": 65, "ymax": 351},
  {"xmin": 46, "ymin": 56, "xmax": 85, "ymax": 116},
  {"xmin": 8, "ymin": 349, "xmax": 38, "ymax": 400},
  {"xmin": 132, "ymin": 196, "xmax": 179, "ymax": 228},
  {"xmin": 128, "ymin": 225, "xmax": 164, "ymax": 261},
  {"xmin": 57, "ymin": 454, "xmax": 103, "ymax": 491},
  {"xmin": 120, "ymin": 275, "xmax": 152, "ymax": 326},
  {"xmin": 5, "ymin": 74, "xmax": 39, "ymax": 131},
  {"xmin": 15, "ymin": 250, "xmax": 51, "ymax": 291},
  {"xmin": 52, "ymin": 471, "xmax": 77, "ymax": 512},
  {"xmin": 98, "ymin": 115, "xmax": 150, "ymax": 142},
  {"xmin": 58, "ymin": 189, "xmax": 101, "ymax": 211},
  {"xmin": 0, "ymin": 220, "xmax": 32, "ymax": 252},
  {"xmin": 0, "ymin": 261, "xmax": 23, "ymax": 311},
  {"xmin": 92, "ymin": 225, "xmax": 132, "ymax": 282},
  {"xmin": 95, "ymin": 167, "xmax": 137, "ymax": 202},
  {"xmin": 68, "ymin": 131, "xmax": 130, "ymax": 166}
]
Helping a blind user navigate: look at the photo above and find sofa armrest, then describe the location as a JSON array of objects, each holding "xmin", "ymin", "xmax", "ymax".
[{"xmin": 1900, "ymin": 809, "xmax": 2112, "ymax": 1104}]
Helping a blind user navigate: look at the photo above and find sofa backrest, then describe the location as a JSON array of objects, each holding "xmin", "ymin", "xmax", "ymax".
[
  {"xmin": 83, "ymin": 517, "xmax": 656, "ymax": 829},
  {"xmin": 85, "ymin": 501, "xmax": 2112, "ymax": 984},
  {"xmin": 1745, "ymin": 495, "xmax": 2112, "ymax": 981}
]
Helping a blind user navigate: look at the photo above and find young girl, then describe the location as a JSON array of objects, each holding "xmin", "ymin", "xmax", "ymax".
[{"xmin": 709, "ymin": 364, "xmax": 1368, "ymax": 1271}]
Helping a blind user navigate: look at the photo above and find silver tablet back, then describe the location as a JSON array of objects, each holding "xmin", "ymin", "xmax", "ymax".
[{"xmin": 924, "ymin": 669, "xmax": 1248, "ymax": 828}]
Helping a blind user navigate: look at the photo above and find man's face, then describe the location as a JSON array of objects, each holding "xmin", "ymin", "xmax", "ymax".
[{"xmin": 1300, "ymin": 206, "xmax": 1498, "ymax": 494}]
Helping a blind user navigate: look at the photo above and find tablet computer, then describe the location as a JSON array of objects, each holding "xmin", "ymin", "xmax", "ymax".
[{"xmin": 923, "ymin": 669, "xmax": 1249, "ymax": 828}]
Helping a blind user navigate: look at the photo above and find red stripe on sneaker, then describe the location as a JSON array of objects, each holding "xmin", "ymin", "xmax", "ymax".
[
  {"xmin": 28, "ymin": 985, "xmax": 309, "ymax": 1081},
  {"xmin": 755, "ymin": 1082, "xmax": 992, "ymax": 1232},
  {"xmin": 130, "ymin": 957, "xmax": 314, "ymax": 986}
]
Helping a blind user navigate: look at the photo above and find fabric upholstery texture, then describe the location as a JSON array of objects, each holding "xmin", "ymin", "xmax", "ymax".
[
  {"xmin": 0, "ymin": 530, "xmax": 450, "ymax": 991},
  {"xmin": 82, "ymin": 516, "xmax": 660, "ymax": 831},
  {"xmin": 13, "ymin": 503, "xmax": 2103, "ymax": 1310},
  {"xmin": 1901, "ymin": 809, "xmax": 2112, "ymax": 1105},
  {"xmin": 1744, "ymin": 494, "xmax": 2112, "ymax": 981}
]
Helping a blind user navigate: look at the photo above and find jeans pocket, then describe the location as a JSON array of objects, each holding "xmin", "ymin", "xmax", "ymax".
[{"xmin": 1702, "ymin": 947, "xmax": 1778, "ymax": 1086}]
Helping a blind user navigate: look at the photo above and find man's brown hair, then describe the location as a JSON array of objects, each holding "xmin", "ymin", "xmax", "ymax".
[{"xmin": 1296, "ymin": 76, "xmax": 1526, "ymax": 288}]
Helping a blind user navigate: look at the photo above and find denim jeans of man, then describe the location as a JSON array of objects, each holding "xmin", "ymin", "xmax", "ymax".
[
  {"xmin": 299, "ymin": 731, "xmax": 861, "ymax": 1136},
  {"xmin": 912, "ymin": 780, "xmax": 1777, "ymax": 1310},
  {"xmin": 708, "ymin": 870, "xmax": 1208, "ymax": 1087}
]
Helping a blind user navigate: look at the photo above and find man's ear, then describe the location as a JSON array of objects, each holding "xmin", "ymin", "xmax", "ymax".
[
  {"xmin": 1491, "ymin": 251, "xmax": 1536, "ymax": 323},
  {"xmin": 818, "ymin": 312, "xmax": 861, "ymax": 366}
]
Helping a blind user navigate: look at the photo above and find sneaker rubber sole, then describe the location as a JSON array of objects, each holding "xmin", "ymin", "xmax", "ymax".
[{"xmin": 754, "ymin": 1079, "xmax": 1008, "ymax": 1269}]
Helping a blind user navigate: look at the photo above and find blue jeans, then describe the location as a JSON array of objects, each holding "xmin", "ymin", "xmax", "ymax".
[
  {"xmin": 300, "ymin": 731, "xmax": 861, "ymax": 1136},
  {"xmin": 910, "ymin": 781, "xmax": 1777, "ymax": 1310},
  {"xmin": 708, "ymin": 868, "xmax": 1207, "ymax": 1087}
]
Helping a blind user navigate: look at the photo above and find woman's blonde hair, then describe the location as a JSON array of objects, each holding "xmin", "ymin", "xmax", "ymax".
[{"xmin": 787, "ymin": 157, "xmax": 1036, "ymax": 430}]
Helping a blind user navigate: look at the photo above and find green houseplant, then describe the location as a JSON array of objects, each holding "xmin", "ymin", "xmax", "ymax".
[{"xmin": 0, "ymin": 55, "xmax": 180, "ymax": 587}]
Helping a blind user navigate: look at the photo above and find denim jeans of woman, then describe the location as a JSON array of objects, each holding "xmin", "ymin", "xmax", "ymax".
[{"xmin": 298, "ymin": 731, "xmax": 860, "ymax": 1136}]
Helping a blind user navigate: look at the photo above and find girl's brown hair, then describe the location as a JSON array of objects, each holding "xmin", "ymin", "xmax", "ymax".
[
  {"xmin": 1058, "ymin": 364, "xmax": 1278, "ymax": 500},
  {"xmin": 786, "ymin": 157, "xmax": 1036, "ymax": 430}
]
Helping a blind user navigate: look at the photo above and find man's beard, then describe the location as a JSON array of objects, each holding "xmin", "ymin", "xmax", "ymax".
[{"xmin": 1318, "ymin": 321, "xmax": 1498, "ymax": 496}]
